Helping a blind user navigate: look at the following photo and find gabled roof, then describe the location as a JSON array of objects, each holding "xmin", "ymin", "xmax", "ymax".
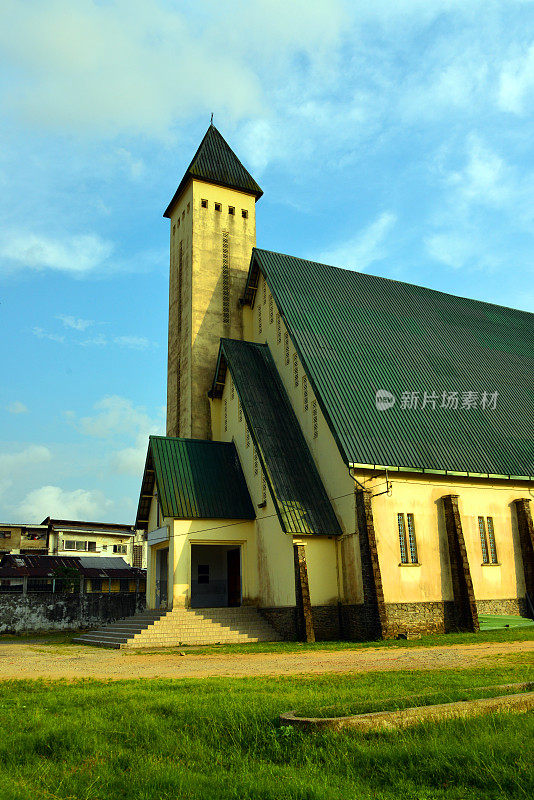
[
  {"xmin": 243, "ymin": 248, "xmax": 534, "ymax": 479},
  {"xmin": 212, "ymin": 339, "xmax": 342, "ymax": 536},
  {"xmin": 136, "ymin": 436, "xmax": 255, "ymax": 528},
  {"xmin": 163, "ymin": 124, "xmax": 263, "ymax": 218}
]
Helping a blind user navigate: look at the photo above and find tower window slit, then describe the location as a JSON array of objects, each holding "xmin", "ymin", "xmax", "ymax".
[
  {"xmin": 201, "ymin": 199, "xmax": 208, "ymax": 208},
  {"xmin": 242, "ymin": 209, "xmax": 248, "ymax": 218},
  {"xmin": 215, "ymin": 202, "xmax": 221, "ymax": 212}
]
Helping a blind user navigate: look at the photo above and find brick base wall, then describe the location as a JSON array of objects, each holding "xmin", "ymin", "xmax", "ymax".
[
  {"xmin": 262, "ymin": 597, "xmax": 530, "ymax": 642},
  {"xmin": 260, "ymin": 605, "xmax": 341, "ymax": 641},
  {"xmin": 476, "ymin": 597, "xmax": 529, "ymax": 616},
  {"xmin": 0, "ymin": 592, "xmax": 146, "ymax": 634}
]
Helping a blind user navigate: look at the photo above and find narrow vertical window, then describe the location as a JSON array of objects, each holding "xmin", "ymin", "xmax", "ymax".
[
  {"xmin": 293, "ymin": 352, "xmax": 299, "ymax": 387},
  {"xmin": 398, "ymin": 513, "xmax": 409, "ymax": 564},
  {"xmin": 224, "ymin": 399, "xmax": 227, "ymax": 432},
  {"xmin": 486, "ymin": 517, "xmax": 498, "ymax": 563},
  {"xmin": 222, "ymin": 231, "xmax": 230, "ymax": 330},
  {"xmin": 478, "ymin": 516, "xmax": 489, "ymax": 564},
  {"xmin": 407, "ymin": 513, "xmax": 418, "ymax": 563},
  {"xmin": 269, "ymin": 294, "xmax": 274, "ymax": 324},
  {"xmin": 276, "ymin": 313, "xmax": 281, "ymax": 345},
  {"xmin": 284, "ymin": 331, "xmax": 290, "ymax": 365},
  {"xmin": 312, "ymin": 400, "xmax": 318, "ymax": 439},
  {"xmin": 302, "ymin": 374, "xmax": 309, "ymax": 412}
]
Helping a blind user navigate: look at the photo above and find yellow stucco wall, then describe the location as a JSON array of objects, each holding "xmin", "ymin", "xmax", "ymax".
[
  {"xmin": 360, "ymin": 470, "xmax": 530, "ymax": 603},
  {"xmin": 169, "ymin": 517, "xmax": 257, "ymax": 607},
  {"xmin": 167, "ymin": 178, "xmax": 257, "ymax": 440}
]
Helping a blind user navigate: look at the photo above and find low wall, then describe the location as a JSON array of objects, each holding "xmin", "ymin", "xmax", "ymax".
[
  {"xmin": 260, "ymin": 605, "xmax": 341, "ymax": 641},
  {"xmin": 0, "ymin": 592, "xmax": 146, "ymax": 633}
]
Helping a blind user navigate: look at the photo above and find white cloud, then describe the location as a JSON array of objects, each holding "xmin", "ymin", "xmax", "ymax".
[
  {"xmin": 0, "ymin": 232, "xmax": 113, "ymax": 275},
  {"xmin": 57, "ymin": 315, "xmax": 94, "ymax": 331},
  {"xmin": 0, "ymin": 0, "xmax": 264, "ymax": 137},
  {"xmin": 316, "ymin": 212, "xmax": 397, "ymax": 271},
  {"xmin": 80, "ymin": 334, "xmax": 108, "ymax": 347},
  {"xmin": 425, "ymin": 233, "xmax": 475, "ymax": 270},
  {"xmin": 113, "ymin": 335, "xmax": 153, "ymax": 350},
  {"xmin": 448, "ymin": 136, "xmax": 512, "ymax": 206},
  {"xmin": 78, "ymin": 396, "xmax": 164, "ymax": 476},
  {"xmin": 498, "ymin": 42, "xmax": 534, "ymax": 114},
  {"xmin": 32, "ymin": 327, "xmax": 65, "ymax": 343},
  {"xmin": 15, "ymin": 485, "xmax": 112, "ymax": 521},
  {"xmin": 115, "ymin": 148, "xmax": 146, "ymax": 180},
  {"xmin": 0, "ymin": 446, "xmax": 51, "ymax": 477},
  {"xmin": 0, "ymin": 445, "xmax": 52, "ymax": 506},
  {"xmin": 7, "ymin": 401, "xmax": 28, "ymax": 415}
]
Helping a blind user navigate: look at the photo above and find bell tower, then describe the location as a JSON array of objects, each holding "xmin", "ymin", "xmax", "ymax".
[{"xmin": 164, "ymin": 124, "xmax": 262, "ymax": 440}]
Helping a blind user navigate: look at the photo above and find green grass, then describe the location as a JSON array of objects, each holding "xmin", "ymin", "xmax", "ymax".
[
  {"xmin": 0, "ymin": 658, "xmax": 532, "ymax": 800},
  {"xmin": 133, "ymin": 624, "xmax": 534, "ymax": 656}
]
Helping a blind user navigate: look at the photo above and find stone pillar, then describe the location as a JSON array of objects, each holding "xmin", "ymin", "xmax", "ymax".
[
  {"xmin": 442, "ymin": 495, "xmax": 479, "ymax": 631},
  {"xmin": 513, "ymin": 499, "xmax": 534, "ymax": 618},
  {"xmin": 355, "ymin": 489, "xmax": 389, "ymax": 639},
  {"xmin": 293, "ymin": 544, "xmax": 315, "ymax": 643}
]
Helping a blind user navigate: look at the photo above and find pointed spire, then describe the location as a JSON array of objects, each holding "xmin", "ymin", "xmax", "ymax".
[{"xmin": 164, "ymin": 124, "xmax": 263, "ymax": 218}]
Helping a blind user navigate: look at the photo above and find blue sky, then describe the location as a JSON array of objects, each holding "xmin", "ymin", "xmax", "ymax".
[{"xmin": 1, "ymin": 0, "xmax": 533, "ymax": 523}]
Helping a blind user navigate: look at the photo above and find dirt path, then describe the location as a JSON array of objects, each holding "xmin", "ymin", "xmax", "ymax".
[{"xmin": 0, "ymin": 639, "xmax": 532, "ymax": 680}]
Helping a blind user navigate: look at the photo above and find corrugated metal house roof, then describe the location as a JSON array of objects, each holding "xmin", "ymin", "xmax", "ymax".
[
  {"xmin": 212, "ymin": 339, "xmax": 342, "ymax": 536},
  {"xmin": 164, "ymin": 124, "xmax": 263, "ymax": 218},
  {"xmin": 243, "ymin": 248, "xmax": 534, "ymax": 479},
  {"xmin": 0, "ymin": 554, "xmax": 144, "ymax": 579},
  {"xmin": 136, "ymin": 437, "xmax": 255, "ymax": 528}
]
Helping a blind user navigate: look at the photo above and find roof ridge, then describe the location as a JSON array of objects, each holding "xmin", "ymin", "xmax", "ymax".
[{"xmin": 253, "ymin": 248, "xmax": 534, "ymax": 318}]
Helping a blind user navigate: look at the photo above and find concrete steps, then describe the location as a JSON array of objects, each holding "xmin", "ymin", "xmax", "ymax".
[{"xmin": 73, "ymin": 606, "xmax": 282, "ymax": 649}]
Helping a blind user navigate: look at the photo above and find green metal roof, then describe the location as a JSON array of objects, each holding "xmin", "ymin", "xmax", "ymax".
[
  {"xmin": 243, "ymin": 249, "xmax": 534, "ymax": 479},
  {"xmin": 135, "ymin": 437, "xmax": 255, "ymax": 528},
  {"xmin": 164, "ymin": 124, "xmax": 263, "ymax": 217},
  {"xmin": 212, "ymin": 339, "xmax": 343, "ymax": 536}
]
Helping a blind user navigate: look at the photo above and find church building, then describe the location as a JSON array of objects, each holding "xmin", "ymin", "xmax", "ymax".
[{"xmin": 134, "ymin": 124, "xmax": 534, "ymax": 645}]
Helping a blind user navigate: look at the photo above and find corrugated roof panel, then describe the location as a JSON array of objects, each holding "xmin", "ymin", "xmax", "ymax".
[
  {"xmin": 219, "ymin": 339, "xmax": 342, "ymax": 536},
  {"xmin": 164, "ymin": 125, "xmax": 263, "ymax": 217},
  {"xmin": 251, "ymin": 249, "xmax": 534, "ymax": 478},
  {"xmin": 148, "ymin": 437, "xmax": 255, "ymax": 521}
]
